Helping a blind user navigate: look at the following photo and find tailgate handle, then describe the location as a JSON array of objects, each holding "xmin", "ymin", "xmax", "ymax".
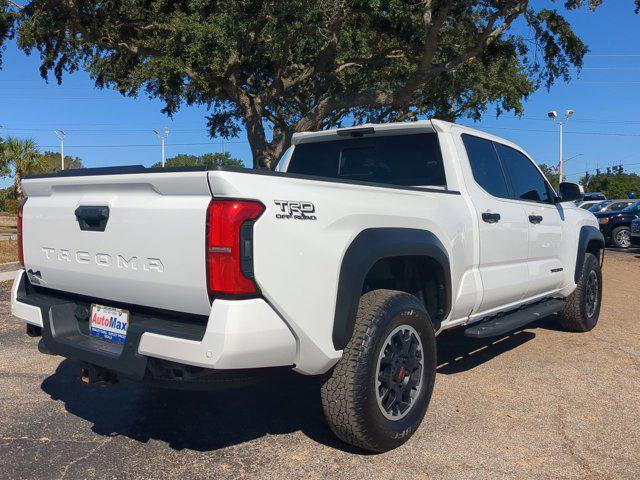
[{"xmin": 75, "ymin": 206, "xmax": 110, "ymax": 232}]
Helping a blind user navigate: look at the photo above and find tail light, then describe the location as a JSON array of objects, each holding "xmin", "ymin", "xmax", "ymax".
[
  {"xmin": 18, "ymin": 197, "xmax": 27, "ymax": 267},
  {"xmin": 206, "ymin": 199, "xmax": 265, "ymax": 296}
]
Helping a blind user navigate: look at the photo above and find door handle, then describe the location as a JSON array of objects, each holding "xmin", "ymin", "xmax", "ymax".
[
  {"xmin": 529, "ymin": 215, "xmax": 543, "ymax": 224},
  {"xmin": 482, "ymin": 212, "xmax": 501, "ymax": 224}
]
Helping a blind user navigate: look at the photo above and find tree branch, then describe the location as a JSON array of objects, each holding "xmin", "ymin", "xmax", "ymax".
[
  {"xmin": 273, "ymin": 0, "xmax": 346, "ymax": 94},
  {"xmin": 419, "ymin": 1, "xmax": 450, "ymax": 71},
  {"xmin": 431, "ymin": 1, "xmax": 527, "ymax": 75}
]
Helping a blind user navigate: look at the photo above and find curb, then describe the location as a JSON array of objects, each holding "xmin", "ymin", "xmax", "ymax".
[
  {"xmin": 0, "ymin": 262, "xmax": 20, "ymax": 274},
  {"xmin": 0, "ymin": 270, "xmax": 18, "ymax": 282}
]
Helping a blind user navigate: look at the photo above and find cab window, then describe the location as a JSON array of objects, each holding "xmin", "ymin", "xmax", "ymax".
[{"xmin": 287, "ymin": 133, "xmax": 446, "ymax": 187}]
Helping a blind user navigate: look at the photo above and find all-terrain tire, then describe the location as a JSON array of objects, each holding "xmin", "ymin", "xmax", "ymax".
[
  {"xmin": 611, "ymin": 226, "xmax": 631, "ymax": 249},
  {"xmin": 559, "ymin": 253, "xmax": 602, "ymax": 332},
  {"xmin": 321, "ymin": 289, "xmax": 436, "ymax": 453}
]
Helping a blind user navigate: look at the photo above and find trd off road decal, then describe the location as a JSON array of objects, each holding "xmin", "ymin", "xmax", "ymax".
[{"xmin": 274, "ymin": 200, "xmax": 317, "ymax": 220}]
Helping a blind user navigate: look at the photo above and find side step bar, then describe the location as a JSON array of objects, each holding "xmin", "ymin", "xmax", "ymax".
[{"xmin": 464, "ymin": 299, "xmax": 565, "ymax": 339}]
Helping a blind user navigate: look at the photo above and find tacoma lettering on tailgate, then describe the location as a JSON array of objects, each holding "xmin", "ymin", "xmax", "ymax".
[{"xmin": 41, "ymin": 247, "xmax": 164, "ymax": 272}]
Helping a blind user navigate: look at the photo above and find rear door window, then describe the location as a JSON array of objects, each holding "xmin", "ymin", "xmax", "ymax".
[
  {"xmin": 461, "ymin": 134, "xmax": 510, "ymax": 199},
  {"xmin": 287, "ymin": 133, "xmax": 446, "ymax": 187}
]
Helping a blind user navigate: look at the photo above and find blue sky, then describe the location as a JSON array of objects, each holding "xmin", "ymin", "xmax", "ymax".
[{"xmin": 1, "ymin": 1, "xmax": 640, "ymax": 188}]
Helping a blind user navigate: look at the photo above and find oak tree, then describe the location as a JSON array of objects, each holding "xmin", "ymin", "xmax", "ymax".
[{"xmin": 2, "ymin": 0, "xmax": 637, "ymax": 168}]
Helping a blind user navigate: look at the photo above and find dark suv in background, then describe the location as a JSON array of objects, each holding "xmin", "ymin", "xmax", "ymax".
[
  {"xmin": 630, "ymin": 218, "xmax": 640, "ymax": 247},
  {"xmin": 595, "ymin": 199, "xmax": 640, "ymax": 248}
]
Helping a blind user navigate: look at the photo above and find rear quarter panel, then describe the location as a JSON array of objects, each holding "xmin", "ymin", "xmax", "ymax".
[{"xmin": 208, "ymin": 170, "xmax": 475, "ymax": 374}]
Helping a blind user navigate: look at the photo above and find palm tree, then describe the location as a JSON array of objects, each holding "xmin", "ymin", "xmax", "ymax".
[{"xmin": 0, "ymin": 137, "xmax": 40, "ymax": 198}]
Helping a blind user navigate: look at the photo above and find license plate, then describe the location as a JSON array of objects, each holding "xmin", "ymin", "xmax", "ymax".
[{"xmin": 90, "ymin": 304, "xmax": 129, "ymax": 344}]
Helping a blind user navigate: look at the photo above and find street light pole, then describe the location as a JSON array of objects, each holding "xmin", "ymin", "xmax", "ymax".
[
  {"xmin": 152, "ymin": 127, "xmax": 170, "ymax": 167},
  {"xmin": 53, "ymin": 130, "xmax": 66, "ymax": 170},
  {"xmin": 161, "ymin": 135, "xmax": 165, "ymax": 166},
  {"xmin": 558, "ymin": 121, "xmax": 563, "ymax": 182},
  {"xmin": 547, "ymin": 109, "xmax": 573, "ymax": 183}
]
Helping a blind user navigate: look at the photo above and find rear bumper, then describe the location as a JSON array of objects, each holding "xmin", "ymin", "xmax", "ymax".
[{"xmin": 10, "ymin": 270, "xmax": 297, "ymax": 380}]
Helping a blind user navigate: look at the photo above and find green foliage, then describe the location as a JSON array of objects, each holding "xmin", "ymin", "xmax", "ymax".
[
  {"xmin": 0, "ymin": 138, "xmax": 85, "ymax": 201},
  {"xmin": 2, "ymin": 1, "xmax": 639, "ymax": 168},
  {"xmin": 0, "ymin": 185, "xmax": 14, "ymax": 212},
  {"xmin": 3, "ymin": 197, "xmax": 19, "ymax": 214},
  {"xmin": 0, "ymin": 136, "xmax": 39, "ymax": 173},
  {"xmin": 580, "ymin": 172, "xmax": 640, "ymax": 199},
  {"xmin": 539, "ymin": 163, "xmax": 560, "ymax": 191},
  {"xmin": 0, "ymin": 1, "xmax": 18, "ymax": 70},
  {"xmin": 0, "ymin": 136, "xmax": 40, "ymax": 197},
  {"xmin": 37, "ymin": 151, "xmax": 84, "ymax": 172},
  {"xmin": 151, "ymin": 152, "xmax": 244, "ymax": 169}
]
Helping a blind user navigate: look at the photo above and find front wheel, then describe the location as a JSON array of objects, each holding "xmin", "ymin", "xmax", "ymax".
[
  {"xmin": 321, "ymin": 289, "xmax": 436, "ymax": 452},
  {"xmin": 559, "ymin": 253, "xmax": 602, "ymax": 332},
  {"xmin": 611, "ymin": 226, "xmax": 631, "ymax": 248}
]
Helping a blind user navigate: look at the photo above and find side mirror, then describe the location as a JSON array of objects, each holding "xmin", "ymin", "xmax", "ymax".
[{"xmin": 558, "ymin": 182, "xmax": 582, "ymax": 203}]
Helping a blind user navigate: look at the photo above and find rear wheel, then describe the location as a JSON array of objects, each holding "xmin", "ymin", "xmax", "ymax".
[
  {"xmin": 321, "ymin": 289, "xmax": 436, "ymax": 452},
  {"xmin": 559, "ymin": 253, "xmax": 602, "ymax": 332},
  {"xmin": 611, "ymin": 226, "xmax": 631, "ymax": 248}
]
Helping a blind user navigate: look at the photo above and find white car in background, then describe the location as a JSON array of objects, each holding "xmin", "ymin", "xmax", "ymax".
[{"xmin": 576, "ymin": 200, "xmax": 602, "ymax": 210}]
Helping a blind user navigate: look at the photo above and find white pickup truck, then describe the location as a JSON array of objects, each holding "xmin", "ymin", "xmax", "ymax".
[{"xmin": 11, "ymin": 119, "xmax": 604, "ymax": 452}]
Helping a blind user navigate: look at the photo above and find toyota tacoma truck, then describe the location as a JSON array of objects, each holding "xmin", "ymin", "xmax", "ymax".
[{"xmin": 11, "ymin": 119, "xmax": 604, "ymax": 452}]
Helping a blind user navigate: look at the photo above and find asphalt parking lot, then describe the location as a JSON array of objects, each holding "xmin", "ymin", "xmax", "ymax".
[{"xmin": 1, "ymin": 249, "xmax": 639, "ymax": 480}]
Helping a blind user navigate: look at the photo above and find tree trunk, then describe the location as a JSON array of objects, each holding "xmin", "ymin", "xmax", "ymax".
[
  {"xmin": 243, "ymin": 119, "xmax": 291, "ymax": 170},
  {"xmin": 247, "ymin": 136, "xmax": 289, "ymax": 170},
  {"xmin": 14, "ymin": 170, "xmax": 23, "ymax": 199},
  {"xmin": 245, "ymin": 120, "xmax": 270, "ymax": 169},
  {"xmin": 261, "ymin": 129, "xmax": 292, "ymax": 170},
  {"xmin": 235, "ymin": 90, "xmax": 271, "ymax": 169},
  {"xmin": 235, "ymin": 88, "xmax": 292, "ymax": 170}
]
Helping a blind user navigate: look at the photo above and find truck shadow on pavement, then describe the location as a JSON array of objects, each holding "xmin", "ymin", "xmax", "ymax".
[
  {"xmin": 436, "ymin": 329, "xmax": 536, "ymax": 375},
  {"xmin": 39, "ymin": 321, "xmax": 551, "ymax": 453},
  {"xmin": 40, "ymin": 360, "xmax": 362, "ymax": 453}
]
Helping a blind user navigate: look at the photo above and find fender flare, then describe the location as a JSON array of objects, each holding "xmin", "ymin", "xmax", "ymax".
[
  {"xmin": 575, "ymin": 225, "xmax": 605, "ymax": 283},
  {"xmin": 332, "ymin": 228, "xmax": 451, "ymax": 350}
]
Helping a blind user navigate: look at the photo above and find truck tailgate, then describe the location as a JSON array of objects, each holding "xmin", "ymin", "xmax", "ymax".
[{"xmin": 21, "ymin": 170, "xmax": 213, "ymax": 315}]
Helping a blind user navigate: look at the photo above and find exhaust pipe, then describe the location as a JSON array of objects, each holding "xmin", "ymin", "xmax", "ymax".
[{"xmin": 80, "ymin": 362, "xmax": 119, "ymax": 386}]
